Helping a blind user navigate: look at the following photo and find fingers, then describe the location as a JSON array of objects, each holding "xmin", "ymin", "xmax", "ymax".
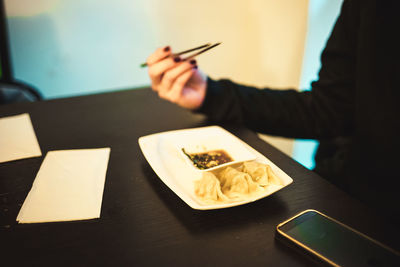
[
  {"xmin": 147, "ymin": 46, "xmax": 185, "ymax": 90},
  {"xmin": 148, "ymin": 56, "xmax": 182, "ymax": 88},
  {"xmin": 167, "ymin": 68, "xmax": 196, "ymax": 103},
  {"xmin": 146, "ymin": 46, "xmax": 171, "ymax": 66},
  {"xmin": 147, "ymin": 46, "xmax": 201, "ymax": 108},
  {"xmin": 158, "ymin": 59, "xmax": 197, "ymax": 97}
]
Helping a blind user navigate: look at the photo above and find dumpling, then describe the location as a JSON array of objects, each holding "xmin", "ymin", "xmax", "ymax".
[
  {"xmin": 218, "ymin": 167, "xmax": 259, "ymax": 198},
  {"xmin": 266, "ymin": 164, "xmax": 283, "ymax": 186},
  {"xmin": 242, "ymin": 161, "xmax": 282, "ymax": 186},
  {"xmin": 194, "ymin": 162, "xmax": 283, "ymax": 204},
  {"xmin": 242, "ymin": 161, "xmax": 269, "ymax": 186},
  {"xmin": 194, "ymin": 172, "xmax": 229, "ymax": 203}
]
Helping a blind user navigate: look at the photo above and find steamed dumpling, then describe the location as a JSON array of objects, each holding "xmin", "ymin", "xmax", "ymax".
[
  {"xmin": 218, "ymin": 167, "xmax": 259, "ymax": 198},
  {"xmin": 242, "ymin": 161, "xmax": 269, "ymax": 186},
  {"xmin": 195, "ymin": 172, "xmax": 229, "ymax": 203},
  {"xmin": 242, "ymin": 161, "xmax": 283, "ymax": 186},
  {"xmin": 266, "ymin": 164, "xmax": 283, "ymax": 186},
  {"xmin": 194, "ymin": 161, "xmax": 283, "ymax": 204}
]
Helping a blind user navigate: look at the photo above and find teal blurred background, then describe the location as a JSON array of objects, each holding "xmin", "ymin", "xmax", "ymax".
[
  {"xmin": 5, "ymin": 0, "xmax": 157, "ymax": 98},
  {"xmin": 4, "ymin": 0, "xmax": 343, "ymax": 169},
  {"xmin": 292, "ymin": 0, "xmax": 344, "ymax": 169}
]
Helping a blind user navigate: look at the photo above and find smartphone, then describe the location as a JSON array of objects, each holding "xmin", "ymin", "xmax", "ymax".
[{"xmin": 276, "ymin": 209, "xmax": 399, "ymax": 267}]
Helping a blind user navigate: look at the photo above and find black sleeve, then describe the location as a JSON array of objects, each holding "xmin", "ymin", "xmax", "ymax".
[{"xmin": 196, "ymin": 0, "xmax": 359, "ymax": 140}]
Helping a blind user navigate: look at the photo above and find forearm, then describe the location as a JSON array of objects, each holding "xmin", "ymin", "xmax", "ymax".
[
  {"xmin": 197, "ymin": 0, "xmax": 358, "ymax": 139},
  {"xmin": 197, "ymin": 77, "xmax": 353, "ymax": 139}
]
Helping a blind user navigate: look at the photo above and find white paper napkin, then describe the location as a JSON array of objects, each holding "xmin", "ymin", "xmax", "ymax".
[
  {"xmin": 17, "ymin": 148, "xmax": 111, "ymax": 223},
  {"xmin": 0, "ymin": 113, "xmax": 42, "ymax": 163}
]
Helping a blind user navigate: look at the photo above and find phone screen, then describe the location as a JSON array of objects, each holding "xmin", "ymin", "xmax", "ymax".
[{"xmin": 277, "ymin": 210, "xmax": 399, "ymax": 267}]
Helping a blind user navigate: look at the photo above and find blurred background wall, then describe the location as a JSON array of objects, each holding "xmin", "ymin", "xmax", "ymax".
[{"xmin": 4, "ymin": 0, "xmax": 343, "ymax": 169}]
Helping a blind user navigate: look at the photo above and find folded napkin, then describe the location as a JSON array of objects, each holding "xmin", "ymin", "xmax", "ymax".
[
  {"xmin": 0, "ymin": 113, "xmax": 42, "ymax": 163},
  {"xmin": 17, "ymin": 148, "xmax": 111, "ymax": 223}
]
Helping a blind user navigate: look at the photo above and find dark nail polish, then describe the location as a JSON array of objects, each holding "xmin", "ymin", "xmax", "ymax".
[
  {"xmin": 164, "ymin": 46, "xmax": 170, "ymax": 52},
  {"xmin": 190, "ymin": 59, "xmax": 196, "ymax": 65},
  {"xmin": 193, "ymin": 65, "xmax": 198, "ymax": 69},
  {"xmin": 174, "ymin": 57, "xmax": 181, "ymax": 62}
]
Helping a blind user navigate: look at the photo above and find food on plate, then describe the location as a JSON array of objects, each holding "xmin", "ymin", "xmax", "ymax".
[
  {"xmin": 194, "ymin": 161, "xmax": 282, "ymax": 204},
  {"xmin": 241, "ymin": 161, "xmax": 282, "ymax": 186},
  {"xmin": 182, "ymin": 148, "xmax": 233, "ymax": 170},
  {"xmin": 194, "ymin": 172, "xmax": 229, "ymax": 203},
  {"xmin": 218, "ymin": 166, "xmax": 259, "ymax": 198}
]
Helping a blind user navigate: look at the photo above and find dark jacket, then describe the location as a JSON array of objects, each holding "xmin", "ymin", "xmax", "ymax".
[{"xmin": 197, "ymin": 0, "xmax": 399, "ymax": 218}]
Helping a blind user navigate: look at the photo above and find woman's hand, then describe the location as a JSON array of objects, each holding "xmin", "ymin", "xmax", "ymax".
[{"xmin": 147, "ymin": 46, "xmax": 207, "ymax": 110}]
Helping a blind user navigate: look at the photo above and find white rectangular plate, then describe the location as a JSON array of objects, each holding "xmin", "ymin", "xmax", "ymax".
[{"xmin": 138, "ymin": 126, "xmax": 293, "ymax": 210}]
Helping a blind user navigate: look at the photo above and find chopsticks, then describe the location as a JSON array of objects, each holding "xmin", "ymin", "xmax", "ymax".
[{"xmin": 140, "ymin": 42, "xmax": 221, "ymax": 68}]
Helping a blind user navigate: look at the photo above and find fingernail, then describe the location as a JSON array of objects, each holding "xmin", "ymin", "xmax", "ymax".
[
  {"xmin": 164, "ymin": 46, "xmax": 170, "ymax": 52},
  {"xmin": 174, "ymin": 57, "xmax": 181, "ymax": 62},
  {"xmin": 193, "ymin": 65, "xmax": 198, "ymax": 69},
  {"xmin": 189, "ymin": 59, "xmax": 196, "ymax": 65}
]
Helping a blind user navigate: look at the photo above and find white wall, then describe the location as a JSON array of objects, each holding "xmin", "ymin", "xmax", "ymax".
[
  {"xmin": 146, "ymin": 0, "xmax": 309, "ymax": 157},
  {"xmin": 5, "ymin": 0, "xmax": 309, "ymax": 157},
  {"xmin": 5, "ymin": 0, "xmax": 157, "ymax": 97}
]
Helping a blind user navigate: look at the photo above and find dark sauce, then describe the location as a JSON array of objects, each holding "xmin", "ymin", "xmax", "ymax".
[{"xmin": 182, "ymin": 148, "xmax": 233, "ymax": 170}]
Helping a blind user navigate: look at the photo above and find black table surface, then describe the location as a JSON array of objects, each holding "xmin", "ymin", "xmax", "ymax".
[{"xmin": 0, "ymin": 88, "xmax": 399, "ymax": 266}]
